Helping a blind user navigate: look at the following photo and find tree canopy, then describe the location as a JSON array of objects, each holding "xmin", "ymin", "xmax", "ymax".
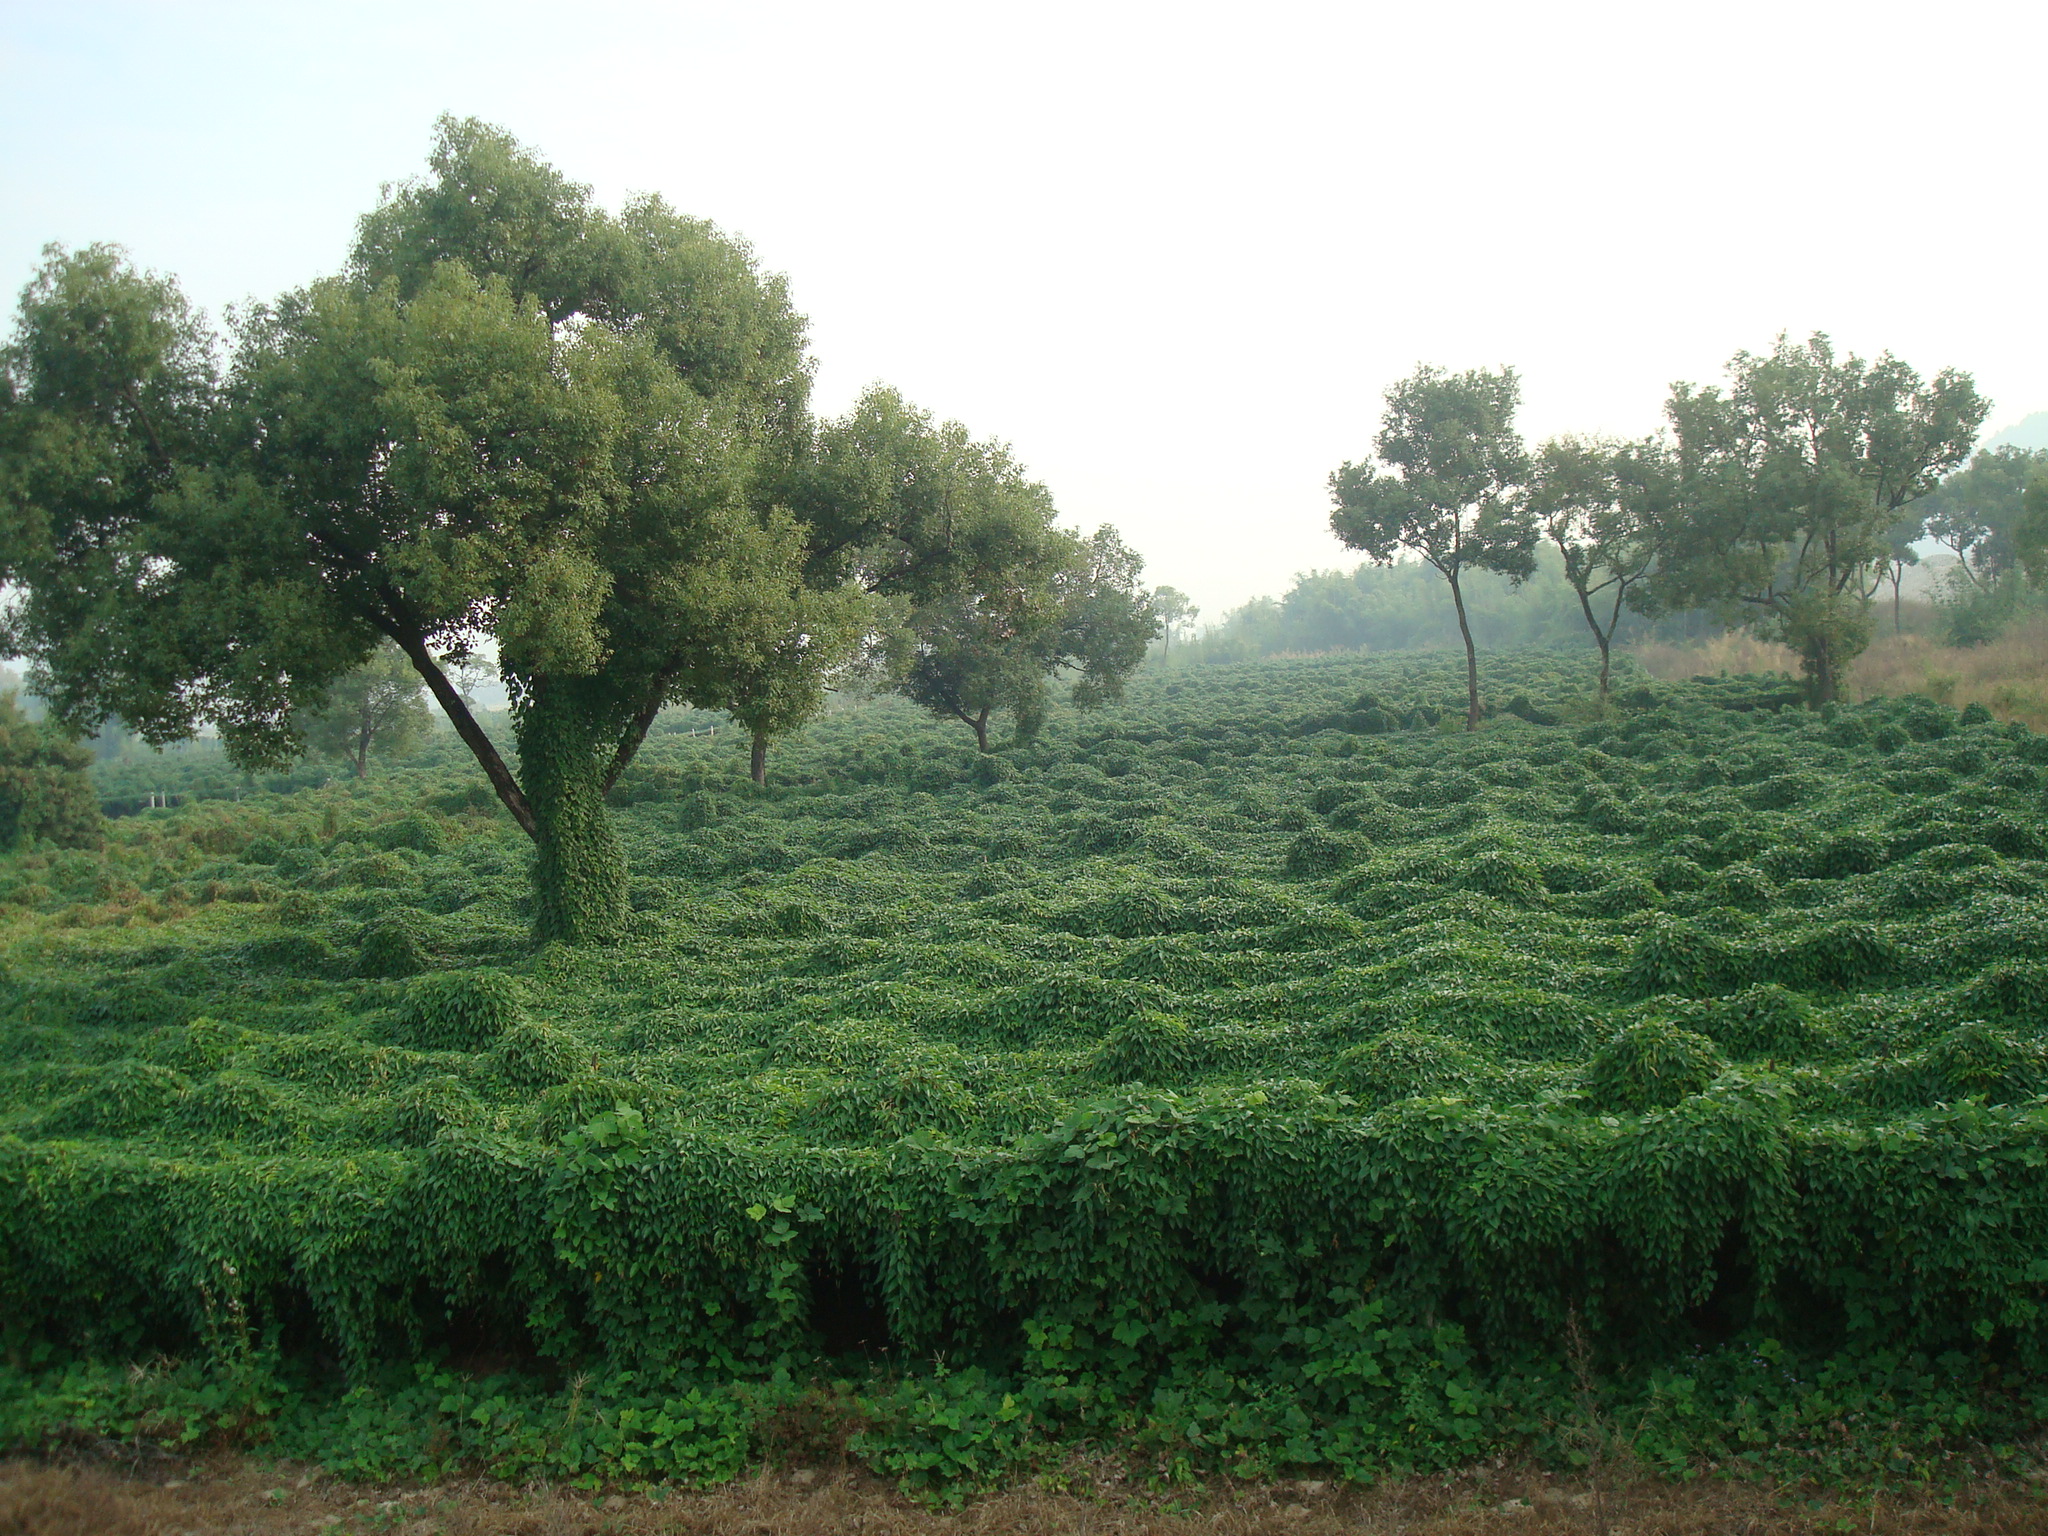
[
  {"xmin": 1525, "ymin": 435, "xmax": 1671, "ymax": 698},
  {"xmin": 0, "ymin": 691, "xmax": 100, "ymax": 853},
  {"xmin": 1916, "ymin": 445, "xmax": 2048, "ymax": 589},
  {"xmin": 791, "ymin": 386, "xmax": 1156, "ymax": 751},
  {"xmin": 1649, "ymin": 333, "xmax": 1984, "ymax": 702},
  {"xmin": 297, "ymin": 643, "xmax": 434, "ymax": 779}
]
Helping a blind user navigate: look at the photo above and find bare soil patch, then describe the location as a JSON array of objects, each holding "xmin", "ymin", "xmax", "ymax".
[{"xmin": 3, "ymin": 1456, "xmax": 2044, "ymax": 1536}]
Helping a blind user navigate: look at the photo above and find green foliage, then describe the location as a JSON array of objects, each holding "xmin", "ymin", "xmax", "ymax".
[
  {"xmin": 1650, "ymin": 333, "xmax": 1986, "ymax": 702},
  {"xmin": 4, "ymin": 645, "xmax": 2048, "ymax": 1487},
  {"xmin": 296, "ymin": 643, "xmax": 432, "ymax": 778},
  {"xmin": 357, "ymin": 915, "xmax": 428, "ymax": 978},
  {"xmin": 1328, "ymin": 365, "xmax": 1537, "ymax": 728},
  {"xmin": 0, "ymin": 693, "xmax": 101, "ymax": 852},
  {"xmin": 393, "ymin": 969, "xmax": 524, "ymax": 1050},
  {"xmin": 1584, "ymin": 1020, "xmax": 1724, "ymax": 1112}
]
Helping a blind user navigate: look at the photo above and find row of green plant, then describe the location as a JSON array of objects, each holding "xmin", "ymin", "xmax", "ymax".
[{"xmin": 3, "ymin": 649, "xmax": 2047, "ymax": 1485}]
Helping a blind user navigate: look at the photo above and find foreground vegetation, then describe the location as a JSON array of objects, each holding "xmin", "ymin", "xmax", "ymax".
[{"xmin": 5, "ymin": 649, "xmax": 2048, "ymax": 1495}]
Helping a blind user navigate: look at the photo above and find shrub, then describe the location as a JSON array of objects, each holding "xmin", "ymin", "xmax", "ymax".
[
  {"xmin": 1585, "ymin": 1020, "xmax": 1723, "ymax": 1112},
  {"xmin": 1332, "ymin": 1029, "xmax": 1481, "ymax": 1104},
  {"xmin": 357, "ymin": 915, "xmax": 429, "ymax": 978},
  {"xmin": 394, "ymin": 969, "xmax": 525, "ymax": 1050}
]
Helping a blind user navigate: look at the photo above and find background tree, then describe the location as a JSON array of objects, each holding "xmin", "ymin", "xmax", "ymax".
[
  {"xmin": 0, "ymin": 692, "xmax": 101, "ymax": 852},
  {"xmin": 791, "ymin": 387, "xmax": 1155, "ymax": 749},
  {"xmin": 2018, "ymin": 470, "xmax": 2048, "ymax": 588},
  {"xmin": 1328, "ymin": 365, "xmax": 1535, "ymax": 729},
  {"xmin": 1525, "ymin": 435, "xmax": 1670, "ymax": 700},
  {"xmin": 297, "ymin": 643, "xmax": 432, "ymax": 778},
  {"xmin": 899, "ymin": 526, "xmax": 1156, "ymax": 751},
  {"xmin": 719, "ymin": 583, "xmax": 872, "ymax": 785},
  {"xmin": 1651, "ymin": 334, "xmax": 1983, "ymax": 702},
  {"xmin": 0, "ymin": 120, "xmax": 846, "ymax": 944},
  {"xmin": 1874, "ymin": 510, "xmax": 1922, "ymax": 635},
  {"xmin": 1916, "ymin": 445, "xmax": 2048, "ymax": 589},
  {"xmin": 1151, "ymin": 586, "xmax": 1197, "ymax": 651}
]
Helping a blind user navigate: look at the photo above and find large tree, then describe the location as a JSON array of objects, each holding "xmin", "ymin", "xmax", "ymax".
[
  {"xmin": 1525, "ymin": 435, "xmax": 1670, "ymax": 700},
  {"xmin": 1651, "ymin": 334, "xmax": 1984, "ymax": 703},
  {"xmin": 1328, "ymin": 365, "xmax": 1535, "ymax": 729},
  {"xmin": 0, "ymin": 119, "xmax": 856, "ymax": 943}
]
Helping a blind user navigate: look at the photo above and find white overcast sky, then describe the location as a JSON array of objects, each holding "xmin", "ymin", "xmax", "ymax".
[{"xmin": 2, "ymin": 0, "xmax": 2041, "ymax": 621}]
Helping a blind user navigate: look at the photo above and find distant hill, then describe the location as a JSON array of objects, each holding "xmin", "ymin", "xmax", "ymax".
[{"xmin": 1982, "ymin": 411, "xmax": 2048, "ymax": 452}]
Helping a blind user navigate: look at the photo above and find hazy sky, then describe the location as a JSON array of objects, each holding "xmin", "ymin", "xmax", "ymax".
[{"xmin": 3, "ymin": 0, "xmax": 2041, "ymax": 620}]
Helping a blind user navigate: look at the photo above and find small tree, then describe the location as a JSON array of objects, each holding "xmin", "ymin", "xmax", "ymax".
[
  {"xmin": 1918, "ymin": 445, "xmax": 2048, "ymax": 589},
  {"xmin": 721, "ymin": 584, "xmax": 871, "ymax": 785},
  {"xmin": 1329, "ymin": 365, "xmax": 1535, "ymax": 729},
  {"xmin": 901, "ymin": 528, "xmax": 1157, "ymax": 751},
  {"xmin": 1653, "ymin": 334, "xmax": 1984, "ymax": 703},
  {"xmin": 299, "ymin": 643, "xmax": 432, "ymax": 777},
  {"xmin": 793, "ymin": 388, "xmax": 1155, "ymax": 749},
  {"xmin": 1151, "ymin": 586, "xmax": 1198, "ymax": 652},
  {"xmin": 0, "ymin": 692, "xmax": 101, "ymax": 852},
  {"xmin": 1875, "ymin": 511, "xmax": 1922, "ymax": 635},
  {"xmin": 1526, "ymin": 436, "xmax": 1669, "ymax": 700}
]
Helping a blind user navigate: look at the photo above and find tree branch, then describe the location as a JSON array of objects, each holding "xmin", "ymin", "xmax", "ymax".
[
  {"xmin": 601, "ymin": 677, "xmax": 672, "ymax": 795},
  {"xmin": 118, "ymin": 385, "xmax": 172, "ymax": 472}
]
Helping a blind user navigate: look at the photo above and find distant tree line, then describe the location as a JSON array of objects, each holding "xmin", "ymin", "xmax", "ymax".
[
  {"xmin": 1303, "ymin": 342, "xmax": 2001, "ymax": 727},
  {"xmin": 1161, "ymin": 547, "xmax": 1717, "ymax": 671},
  {"xmin": 0, "ymin": 118, "xmax": 1158, "ymax": 943}
]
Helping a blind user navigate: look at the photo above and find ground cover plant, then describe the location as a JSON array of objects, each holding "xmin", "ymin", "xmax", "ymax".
[{"xmin": 5, "ymin": 649, "xmax": 2048, "ymax": 1496}]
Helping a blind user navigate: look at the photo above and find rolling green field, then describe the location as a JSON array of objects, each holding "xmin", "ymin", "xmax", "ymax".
[{"xmin": 6, "ymin": 650, "xmax": 2048, "ymax": 1491}]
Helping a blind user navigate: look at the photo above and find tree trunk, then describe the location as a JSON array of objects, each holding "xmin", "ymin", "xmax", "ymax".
[
  {"xmin": 974, "ymin": 708, "xmax": 990, "ymax": 753},
  {"xmin": 750, "ymin": 729, "xmax": 768, "ymax": 786},
  {"xmin": 1574, "ymin": 585, "xmax": 1614, "ymax": 702},
  {"xmin": 517, "ymin": 683, "xmax": 630, "ymax": 946},
  {"xmin": 1447, "ymin": 571, "xmax": 1482, "ymax": 730},
  {"xmin": 1808, "ymin": 637, "xmax": 1840, "ymax": 707}
]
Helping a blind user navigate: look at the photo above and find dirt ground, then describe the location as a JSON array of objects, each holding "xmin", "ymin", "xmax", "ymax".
[{"xmin": 2, "ymin": 1455, "xmax": 2044, "ymax": 1536}]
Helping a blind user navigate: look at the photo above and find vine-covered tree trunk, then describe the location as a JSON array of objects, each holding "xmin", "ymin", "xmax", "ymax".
[
  {"xmin": 517, "ymin": 683, "xmax": 630, "ymax": 946},
  {"xmin": 1807, "ymin": 641, "xmax": 1840, "ymax": 706}
]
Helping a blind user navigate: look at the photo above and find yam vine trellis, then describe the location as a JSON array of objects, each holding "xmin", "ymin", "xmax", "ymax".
[{"xmin": 5, "ymin": 649, "xmax": 2048, "ymax": 1487}]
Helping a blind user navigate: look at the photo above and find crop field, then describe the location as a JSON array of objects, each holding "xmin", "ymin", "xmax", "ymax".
[{"xmin": 6, "ymin": 650, "xmax": 2048, "ymax": 1492}]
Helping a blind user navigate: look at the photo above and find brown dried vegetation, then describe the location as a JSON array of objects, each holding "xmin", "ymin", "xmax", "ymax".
[
  {"xmin": 1631, "ymin": 614, "xmax": 2048, "ymax": 731},
  {"xmin": 4, "ymin": 1458, "xmax": 2046, "ymax": 1536}
]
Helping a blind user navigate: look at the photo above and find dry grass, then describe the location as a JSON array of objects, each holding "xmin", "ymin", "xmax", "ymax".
[
  {"xmin": 1630, "ymin": 616, "xmax": 2048, "ymax": 731},
  {"xmin": 4, "ymin": 1457, "xmax": 2047, "ymax": 1536}
]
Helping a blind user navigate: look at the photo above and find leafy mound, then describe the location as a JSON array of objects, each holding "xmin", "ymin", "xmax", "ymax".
[{"xmin": 5, "ymin": 650, "xmax": 2048, "ymax": 1482}]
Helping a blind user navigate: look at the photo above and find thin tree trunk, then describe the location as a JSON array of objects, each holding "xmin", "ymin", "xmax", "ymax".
[
  {"xmin": 1574, "ymin": 585, "xmax": 1613, "ymax": 701},
  {"xmin": 1447, "ymin": 570, "xmax": 1482, "ymax": 730},
  {"xmin": 750, "ymin": 729, "xmax": 768, "ymax": 786},
  {"xmin": 388, "ymin": 630, "xmax": 537, "ymax": 838},
  {"xmin": 974, "ymin": 709, "xmax": 990, "ymax": 753}
]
